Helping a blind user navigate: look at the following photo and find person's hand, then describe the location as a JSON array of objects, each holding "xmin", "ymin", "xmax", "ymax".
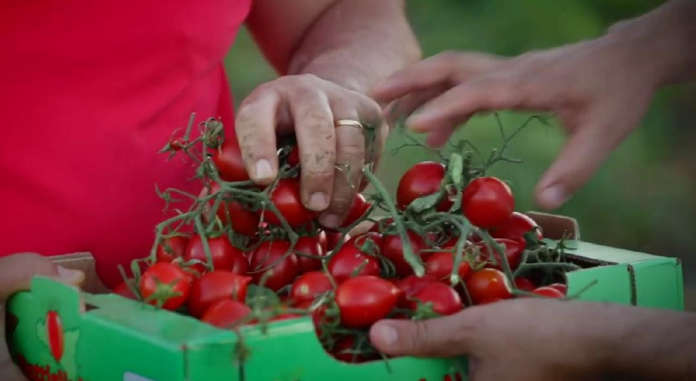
[
  {"xmin": 371, "ymin": 35, "xmax": 661, "ymax": 210},
  {"xmin": 1, "ymin": 254, "xmax": 85, "ymax": 381},
  {"xmin": 235, "ymin": 74, "xmax": 387, "ymax": 228}
]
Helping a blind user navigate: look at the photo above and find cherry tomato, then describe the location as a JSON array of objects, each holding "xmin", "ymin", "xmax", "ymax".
[
  {"xmin": 330, "ymin": 336, "xmax": 372, "ymax": 363},
  {"xmin": 549, "ymin": 283, "xmax": 568, "ymax": 295},
  {"xmin": 533, "ymin": 286, "xmax": 565, "ymax": 298},
  {"xmin": 492, "ymin": 212, "xmax": 543, "ymax": 243},
  {"xmin": 466, "ymin": 268, "xmax": 512, "ymax": 305},
  {"xmin": 424, "ymin": 251, "xmax": 471, "ymax": 281},
  {"xmin": 335, "ymin": 275, "xmax": 401, "ymax": 328},
  {"xmin": 290, "ymin": 271, "xmax": 333, "ymax": 305},
  {"xmin": 327, "ymin": 233, "xmax": 381, "ymax": 283},
  {"xmin": 287, "ymin": 145, "xmax": 300, "ymax": 166},
  {"xmin": 139, "ymin": 262, "xmax": 192, "ymax": 310},
  {"xmin": 368, "ymin": 217, "xmax": 394, "ymax": 234},
  {"xmin": 461, "ymin": 177, "xmax": 514, "ymax": 228},
  {"xmin": 478, "ymin": 238, "xmax": 524, "ymax": 271},
  {"xmin": 218, "ymin": 199, "xmax": 260, "ymax": 236},
  {"xmin": 407, "ymin": 282, "xmax": 463, "ymax": 316},
  {"xmin": 46, "ymin": 311, "xmax": 64, "ymax": 361},
  {"xmin": 396, "ymin": 161, "xmax": 452, "ymax": 211},
  {"xmin": 113, "ymin": 281, "xmax": 137, "ymax": 300},
  {"xmin": 156, "ymin": 236, "xmax": 189, "ymax": 263},
  {"xmin": 188, "ymin": 270, "xmax": 252, "ymax": 318},
  {"xmin": 184, "ymin": 235, "xmax": 248, "ymax": 275},
  {"xmin": 514, "ymin": 277, "xmax": 536, "ymax": 292},
  {"xmin": 212, "ymin": 140, "xmax": 249, "ymax": 182},
  {"xmin": 201, "ymin": 299, "xmax": 251, "ymax": 328},
  {"xmin": 339, "ymin": 193, "xmax": 371, "ymax": 228},
  {"xmin": 381, "ymin": 230, "xmax": 426, "ymax": 277},
  {"xmin": 249, "ymin": 240, "xmax": 299, "ymax": 291},
  {"xmin": 294, "ymin": 235, "xmax": 326, "ymax": 273},
  {"xmin": 323, "ymin": 230, "xmax": 349, "ymax": 252},
  {"xmin": 262, "ymin": 179, "xmax": 316, "ymax": 227},
  {"xmin": 395, "ymin": 275, "xmax": 439, "ymax": 301}
]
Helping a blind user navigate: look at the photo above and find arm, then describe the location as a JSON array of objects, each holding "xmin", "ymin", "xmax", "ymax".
[
  {"xmin": 370, "ymin": 299, "xmax": 696, "ymax": 380},
  {"xmin": 238, "ymin": 1, "xmax": 420, "ymax": 228}
]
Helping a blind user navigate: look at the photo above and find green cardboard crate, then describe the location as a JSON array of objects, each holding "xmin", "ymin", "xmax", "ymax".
[{"xmin": 6, "ymin": 213, "xmax": 683, "ymax": 381}]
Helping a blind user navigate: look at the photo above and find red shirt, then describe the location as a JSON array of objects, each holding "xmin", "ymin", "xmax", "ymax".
[{"xmin": 0, "ymin": 0, "xmax": 252, "ymax": 286}]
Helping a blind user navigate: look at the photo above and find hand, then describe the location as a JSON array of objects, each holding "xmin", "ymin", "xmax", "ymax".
[
  {"xmin": 371, "ymin": 35, "xmax": 661, "ymax": 210},
  {"xmin": 235, "ymin": 74, "xmax": 387, "ymax": 228},
  {"xmin": 1, "ymin": 254, "xmax": 85, "ymax": 381}
]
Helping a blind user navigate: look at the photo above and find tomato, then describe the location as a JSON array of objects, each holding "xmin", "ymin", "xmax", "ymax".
[
  {"xmin": 249, "ymin": 240, "xmax": 299, "ymax": 291},
  {"xmin": 156, "ymin": 236, "xmax": 189, "ymax": 263},
  {"xmin": 424, "ymin": 251, "xmax": 472, "ymax": 281},
  {"xmin": 395, "ymin": 275, "xmax": 439, "ymax": 301},
  {"xmin": 184, "ymin": 235, "xmax": 248, "ymax": 275},
  {"xmin": 188, "ymin": 271, "xmax": 252, "ymax": 318},
  {"xmin": 407, "ymin": 282, "xmax": 463, "ymax": 316},
  {"xmin": 549, "ymin": 283, "xmax": 568, "ymax": 295},
  {"xmin": 335, "ymin": 275, "xmax": 401, "ymax": 328},
  {"xmin": 212, "ymin": 140, "xmax": 249, "ymax": 182},
  {"xmin": 218, "ymin": 199, "xmax": 260, "ymax": 236},
  {"xmin": 290, "ymin": 271, "xmax": 333, "ymax": 305},
  {"xmin": 294, "ymin": 235, "xmax": 326, "ymax": 272},
  {"xmin": 113, "ymin": 281, "xmax": 137, "ymax": 300},
  {"xmin": 381, "ymin": 231, "xmax": 426, "ymax": 277},
  {"xmin": 46, "ymin": 311, "xmax": 64, "ymax": 361},
  {"xmin": 339, "ymin": 193, "xmax": 371, "ymax": 228},
  {"xmin": 323, "ymin": 230, "xmax": 349, "ymax": 252},
  {"xmin": 287, "ymin": 145, "xmax": 300, "ymax": 167},
  {"xmin": 139, "ymin": 262, "xmax": 192, "ymax": 310},
  {"xmin": 466, "ymin": 268, "xmax": 512, "ymax": 305},
  {"xmin": 262, "ymin": 179, "xmax": 316, "ymax": 227},
  {"xmin": 533, "ymin": 286, "xmax": 565, "ymax": 298},
  {"xmin": 327, "ymin": 233, "xmax": 381, "ymax": 283},
  {"xmin": 492, "ymin": 212, "xmax": 543, "ymax": 243},
  {"xmin": 514, "ymin": 277, "xmax": 536, "ymax": 292},
  {"xmin": 396, "ymin": 161, "xmax": 452, "ymax": 211},
  {"xmin": 201, "ymin": 299, "xmax": 251, "ymax": 328},
  {"xmin": 478, "ymin": 238, "xmax": 524, "ymax": 271},
  {"xmin": 461, "ymin": 177, "xmax": 514, "ymax": 228}
]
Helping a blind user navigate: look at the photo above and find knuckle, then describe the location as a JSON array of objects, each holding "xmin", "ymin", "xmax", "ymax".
[{"xmin": 337, "ymin": 140, "xmax": 364, "ymax": 160}]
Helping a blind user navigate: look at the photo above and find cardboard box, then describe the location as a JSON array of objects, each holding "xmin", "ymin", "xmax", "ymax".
[{"xmin": 6, "ymin": 213, "xmax": 684, "ymax": 381}]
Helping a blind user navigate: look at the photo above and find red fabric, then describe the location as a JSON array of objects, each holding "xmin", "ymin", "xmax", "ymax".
[{"xmin": 0, "ymin": 0, "xmax": 253, "ymax": 287}]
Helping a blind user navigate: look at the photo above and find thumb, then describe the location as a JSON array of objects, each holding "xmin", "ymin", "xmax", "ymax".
[
  {"xmin": 369, "ymin": 311, "xmax": 479, "ymax": 357},
  {"xmin": 0, "ymin": 254, "xmax": 85, "ymax": 301}
]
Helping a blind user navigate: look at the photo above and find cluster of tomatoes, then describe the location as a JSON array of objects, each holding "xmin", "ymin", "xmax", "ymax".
[{"xmin": 114, "ymin": 118, "xmax": 570, "ymax": 363}]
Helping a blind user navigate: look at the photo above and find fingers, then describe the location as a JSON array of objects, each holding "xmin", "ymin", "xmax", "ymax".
[
  {"xmin": 235, "ymin": 88, "xmax": 281, "ymax": 185},
  {"xmin": 369, "ymin": 310, "xmax": 480, "ymax": 357},
  {"xmin": 0, "ymin": 254, "xmax": 85, "ymax": 301}
]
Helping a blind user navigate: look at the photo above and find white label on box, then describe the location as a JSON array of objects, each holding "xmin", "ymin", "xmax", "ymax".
[{"xmin": 124, "ymin": 372, "xmax": 155, "ymax": 381}]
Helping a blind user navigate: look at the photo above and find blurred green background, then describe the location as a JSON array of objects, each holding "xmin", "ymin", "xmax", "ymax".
[{"xmin": 225, "ymin": 0, "xmax": 696, "ymax": 307}]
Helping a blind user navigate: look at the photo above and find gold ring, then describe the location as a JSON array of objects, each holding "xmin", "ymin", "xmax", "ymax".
[{"xmin": 335, "ymin": 119, "xmax": 364, "ymax": 130}]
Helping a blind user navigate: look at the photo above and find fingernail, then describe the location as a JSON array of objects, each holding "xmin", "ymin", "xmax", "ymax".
[
  {"xmin": 308, "ymin": 192, "xmax": 329, "ymax": 211},
  {"xmin": 255, "ymin": 159, "xmax": 273, "ymax": 180},
  {"xmin": 56, "ymin": 266, "xmax": 86, "ymax": 285},
  {"xmin": 539, "ymin": 185, "xmax": 568, "ymax": 209},
  {"xmin": 373, "ymin": 323, "xmax": 398, "ymax": 346},
  {"xmin": 319, "ymin": 213, "xmax": 341, "ymax": 229}
]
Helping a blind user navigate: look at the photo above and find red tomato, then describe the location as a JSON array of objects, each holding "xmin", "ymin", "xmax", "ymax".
[
  {"xmin": 184, "ymin": 235, "xmax": 248, "ymax": 275},
  {"xmin": 327, "ymin": 233, "xmax": 381, "ymax": 283},
  {"xmin": 381, "ymin": 231, "xmax": 426, "ymax": 277},
  {"xmin": 249, "ymin": 240, "xmax": 300, "ymax": 291},
  {"xmin": 212, "ymin": 140, "xmax": 249, "ymax": 182},
  {"xmin": 287, "ymin": 145, "xmax": 300, "ymax": 166},
  {"xmin": 156, "ymin": 236, "xmax": 189, "ymax": 263},
  {"xmin": 189, "ymin": 271, "xmax": 252, "ymax": 318},
  {"xmin": 139, "ymin": 262, "xmax": 192, "ymax": 310},
  {"xmin": 201, "ymin": 299, "xmax": 251, "ymax": 328},
  {"xmin": 396, "ymin": 161, "xmax": 452, "ymax": 211},
  {"xmin": 395, "ymin": 275, "xmax": 439, "ymax": 301},
  {"xmin": 478, "ymin": 238, "xmax": 524, "ymax": 271},
  {"xmin": 514, "ymin": 277, "xmax": 536, "ymax": 292},
  {"xmin": 491, "ymin": 212, "xmax": 543, "ymax": 243},
  {"xmin": 112, "ymin": 281, "xmax": 137, "ymax": 300},
  {"xmin": 218, "ymin": 199, "xmax": 260, "ymax": 236},
  {"xmin": 323, "ymin": 230, "xmax": 349, "ymax": 252},
  {"xmin": 533, "ymin": 286, "xmax": 565, "ymax": 298},
  {"xmin": 461, "ymin": 177, "xmax": 514, "ymax": 228},
  {"xmin": 466, "ymin": 268, "xmax": 512, "ymax": 305},
  {"xmin": 407, "ymin": 282, "xmax": 463, "ymax": 316},
  {"xmin": 335, "ymin": 276, "xmax": 401, "ymax": 328},
  {"xmin": 549, "ymin": 283, "xmax": 568, "ymax": 295},
  {"xmin": 46, "ymin": 311, "xmax": 64, "ymax": 361},
  {"xmin": 339, "ymin": 193, "xmax": 371, "ymax": 228},
  {"xmin": 330, "ymin": 336, "xmax": 369, "ymax": 363},
  {"xmin": 294, "ymin": 235, "xmax": 326, "ymax": 273},
  {"xmin": 263, "ymin": 179, "xmax": 316, "ymax": 227},
  {"xmin": 290, "ymin": 271, "xmax": 333, "ymax": 305},
  {"xmin": 424, "ymin": 251, "xmax": 472, "ymax": 281}
]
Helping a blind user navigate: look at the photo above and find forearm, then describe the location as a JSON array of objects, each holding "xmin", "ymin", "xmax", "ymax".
[{"xmin": 287, "ymin": 0, "xmax": 421, "ymax": 94}]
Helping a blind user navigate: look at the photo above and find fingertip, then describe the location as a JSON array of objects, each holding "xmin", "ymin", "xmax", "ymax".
[
  {"xmin": 251, "ymin": 159, "xmax": 276, "ymax": 185},
  {"xmin": 369, "ymin": 321, "xmax": 401, "ymax": 352},
  {"xmin": 534, "ymin": 183, "xmax": 570, "ymax": 210},
  {"xmin": 306, "ymin": 192, "xmax": 330, "ymax": 212}
]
